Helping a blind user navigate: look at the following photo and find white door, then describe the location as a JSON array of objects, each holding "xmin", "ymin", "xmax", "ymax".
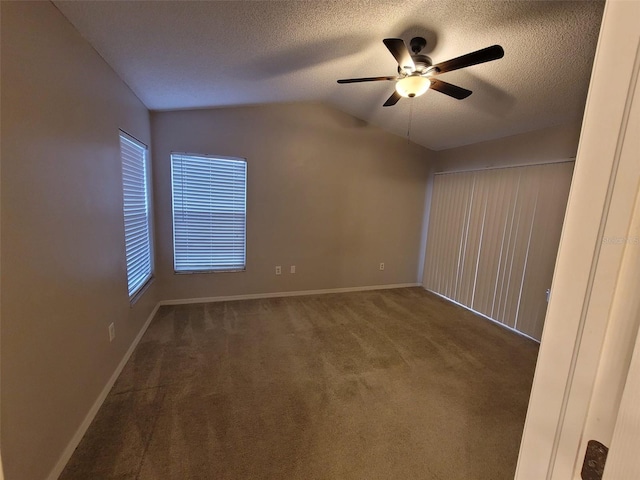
[
  {"xmin": 603, "ymin": 317, "xmax": 640, "ymax": 479},
  {"xmin": 516, "ymin": 0, "xmax": 640, "ymax": 478}
]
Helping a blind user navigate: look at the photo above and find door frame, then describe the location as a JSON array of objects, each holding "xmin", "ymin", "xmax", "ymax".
[{"xmin": 515, "ymin": 1, "xmax": 640, "ymax": 478}]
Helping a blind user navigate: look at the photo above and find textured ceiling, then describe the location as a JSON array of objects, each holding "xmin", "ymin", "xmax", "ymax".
[{"xmin": 54, "ymin": 0, "xmax": 604, "ymax": 151}]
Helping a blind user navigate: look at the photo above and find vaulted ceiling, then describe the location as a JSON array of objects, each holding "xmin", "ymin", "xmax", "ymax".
[{"xmin": 54, "ymin": 0, "xmax": 605, "ymax": 150}]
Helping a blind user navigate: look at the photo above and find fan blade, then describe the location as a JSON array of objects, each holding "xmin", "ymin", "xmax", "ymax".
[
  {"xmin": 337, "ymin": 76, "xmax": 397, "ymax": 84},
  {"xmin": 429, "ymin": 79, "xmax": 472, "ymax": 100},
  {"xmin": 383, "ymin": 38, "xmax": 415, "ymax": 72},
  {"xmin": 383, "ymin": 91, "xmax": 401, "ymax": 107},
  {"xmin": 432, "ymin": 45, "xmax": 504, "ymax": 75}
]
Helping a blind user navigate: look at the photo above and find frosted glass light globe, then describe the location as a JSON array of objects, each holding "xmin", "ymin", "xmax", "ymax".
[{"xmin": 395, "ymin": 76, "xmax": 431, "ymax": 98}]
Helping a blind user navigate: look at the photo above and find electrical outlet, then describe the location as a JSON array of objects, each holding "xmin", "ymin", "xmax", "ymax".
[
  {"xmin": 379, "ymin": 262, "xmax": 385, "ymax": 271},
  {"xmin": 275, "ymin": 265, "xmax": 282, "ymax": 275},
  {"xmin": 108, "ymin": 323, "xmax": 115, "ymax": 342},
  {"xmin": 290, "ymin": 265, "xmax": 296, "ymax": 274}
]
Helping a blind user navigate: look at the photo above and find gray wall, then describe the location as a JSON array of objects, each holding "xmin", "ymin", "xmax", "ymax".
[
  {"xmin": 151, "ymin": 105, "xmax": 432, "ymax": 301},
  {"xmin": 1, "ymin": 3, "xmax": 158, "ymax": 479},
  {"xmin": 433, "ymin": 122, "xmax": 581, "ymax": 172}
]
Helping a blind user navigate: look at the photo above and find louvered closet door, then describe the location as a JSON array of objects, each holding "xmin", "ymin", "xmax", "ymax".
[
  {"xmin": 424, "ymin": 162, "xmax": 573, "ymax": 340},
  {"xmin": 516, "ymin": 163, "xmax": 574, "ymax": 338},
  {"xmin": 424, "ymin": 171, "xmax": 475, "ymax": 300}
]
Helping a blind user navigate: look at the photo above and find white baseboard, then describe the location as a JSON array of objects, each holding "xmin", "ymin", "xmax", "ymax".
[
  {"xmin": 159, "ymin": 283, "xmax": 421, "ymax": 306},
  {"xmin": 46, "ymin": 303, "xmax": 161, "ymax": 480},
  {"xmin": 422, "ymin": 286, "xmax": 541, "ymax": 344}
]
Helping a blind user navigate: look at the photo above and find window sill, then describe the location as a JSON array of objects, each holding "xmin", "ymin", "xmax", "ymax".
[
  {"xmin": 173, "ymin": 268, "xmax": 246, "ymax": 275},
  {"xmin": 129, "ymin": 276, "xmax": 154, "ymax": 306}
]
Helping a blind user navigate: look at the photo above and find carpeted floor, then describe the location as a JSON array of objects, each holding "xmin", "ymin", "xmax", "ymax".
[{"xmin": 60, "ymin": 287, "xmax": 539, "ymax": 480}]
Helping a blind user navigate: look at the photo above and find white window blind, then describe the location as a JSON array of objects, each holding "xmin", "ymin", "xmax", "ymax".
[
  {"xmin": 171, "ymin": 153, "xmax": 247, "ymax": 273},
  {"xmin": 120, "ymin": 132, "xmax": 153, "ymax": 298}
]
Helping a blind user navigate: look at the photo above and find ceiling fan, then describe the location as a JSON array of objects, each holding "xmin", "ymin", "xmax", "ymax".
[{"xmin": 337, "ymin": 37, "xmax": 504, "ymax": 107}]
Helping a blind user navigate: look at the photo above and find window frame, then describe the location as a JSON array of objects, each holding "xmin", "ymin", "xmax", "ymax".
[
  {"xmin": 119, "ymin": 130, "xmax": 154, "ymax": 302},
  {"xmin": 170, "ymin": 152, "xmax": 247, "ymax": 274}
]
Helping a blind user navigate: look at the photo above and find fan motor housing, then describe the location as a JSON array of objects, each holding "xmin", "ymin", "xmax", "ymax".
[{"xmin": 397, "ymin": 54, "xmax": 435, "ymax": 76}]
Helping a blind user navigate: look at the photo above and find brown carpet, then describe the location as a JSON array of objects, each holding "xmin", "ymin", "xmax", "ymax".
[{"xmin": 59, "ymin": 287, "xmax": 538, "ymax": 480}]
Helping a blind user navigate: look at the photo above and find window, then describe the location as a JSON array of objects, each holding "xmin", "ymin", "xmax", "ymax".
[
  {"xmin": 171, "ymin": 153, "xmax": 247, "ymax": 273},
  {"xmin": 120, "ymin": 131, "xmax": 153, "ymax": 299}
]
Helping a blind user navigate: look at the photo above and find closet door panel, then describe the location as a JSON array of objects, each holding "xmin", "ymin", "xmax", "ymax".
[
  {"xmin": 424, "ymin": 172, "xmax": 474, "ymax": 299},
  {"xmin": 458, "ymin": 175, "xmax": 485, "ymax": 307},
  {"xmin": 472, "ymin": 168, "xmax": 515, "ymax": 322},
  {"xmin": 451, "ymin": 172, "xmax": 475, "ymax": 303},
  {"xmin": 498, "ymin": 168, "xmax": 539, "ymax": 329},
  {"xmin": 423, "ymin": 162, "xmax": 573, "ymax": 340},
  {"xmin": 516, "ymin": 162, "xmax": 574, "ymax": 339}
]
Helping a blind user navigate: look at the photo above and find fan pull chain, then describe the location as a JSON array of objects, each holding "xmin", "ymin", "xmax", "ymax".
[{"xmin": 407, "ymin": 99, "xmax": 414, "ymax": 143}]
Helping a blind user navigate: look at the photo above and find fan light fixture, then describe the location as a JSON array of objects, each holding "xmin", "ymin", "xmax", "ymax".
[
  {"xmin": 395, "ymin": 75, "xmax": 431, "ymax": 98},
  {"xmin": 336, "ymin": 38, "xmax": 504, "ymax": 107}
]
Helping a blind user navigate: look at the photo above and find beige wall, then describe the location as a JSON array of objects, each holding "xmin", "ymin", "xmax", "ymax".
[
  {"xmin": 434, "ymin": 122, "xmax": 582, "ymax": 173},
  {"xmin": 1, "ymin": 3, "xmax": 158, "ymax": 480},
  {"xmin": 151, "ymin": 104, "xmax": 432, "ymax": 301}
]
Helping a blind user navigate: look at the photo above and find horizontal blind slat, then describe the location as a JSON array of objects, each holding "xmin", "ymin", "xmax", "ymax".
[
  {"xmin": 171, "ymin": 153, "xmax": 246, "ymax": 272},
  {"xmin": 120, "ymin": 133, "xmax": 153, "ymax": 298}
]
